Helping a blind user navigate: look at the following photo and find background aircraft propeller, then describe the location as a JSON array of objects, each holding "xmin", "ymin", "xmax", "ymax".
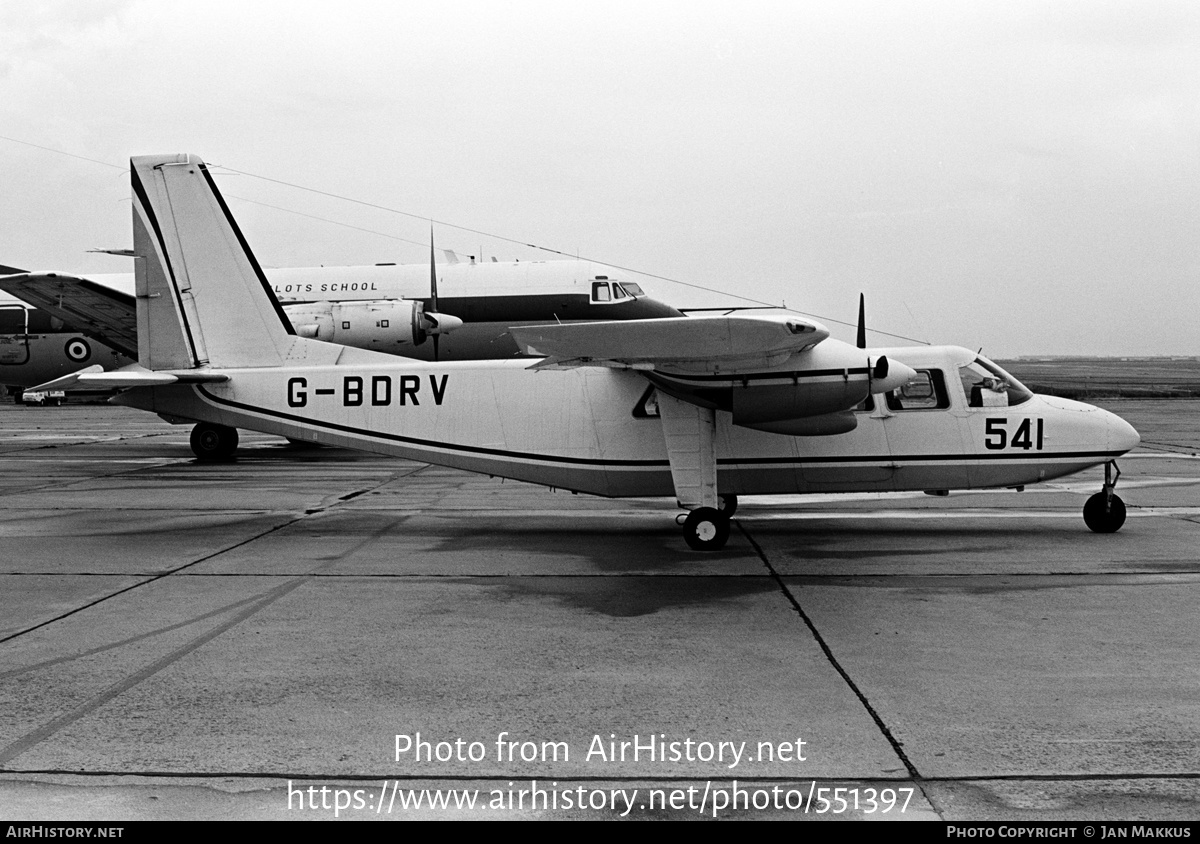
[
  {"xmin": 856, "ymin": 292, "xmax": 867, "ymax": 350},
  {"xmin": 430, "ymin": 227, "xmax": 440, "ymax": 361}
]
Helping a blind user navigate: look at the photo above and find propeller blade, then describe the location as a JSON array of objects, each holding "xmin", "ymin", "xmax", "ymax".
[
  {"xmin": 856, "ymin": 293, "xmax": 866, "ymax": 349},
  {"xmin": 430, "ymin": 226, "xmax": 439, "ymax": 361}
]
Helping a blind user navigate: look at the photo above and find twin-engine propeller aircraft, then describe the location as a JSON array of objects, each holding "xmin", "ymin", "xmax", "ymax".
[{"xmin": 36, "ymin": 154, "xmax": 1140, "ymax": 550}]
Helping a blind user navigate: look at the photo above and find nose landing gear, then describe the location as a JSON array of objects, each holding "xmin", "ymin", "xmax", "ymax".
[
  {"xmin": 1083, "ymin": 461, "xmax": 1126, "ymax": 533},
  {"xmin": 677, "ymin": 495, "xmax": 739, "ymax": 550},
  {"xmin": 682, "ymin": 507, "xmax": 731, "ymax": 551}
]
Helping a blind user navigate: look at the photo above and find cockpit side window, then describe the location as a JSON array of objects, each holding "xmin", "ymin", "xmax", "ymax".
[
  {"xmin": 591, "ymin": 281, "xmax": 612, "ymax": 302},
  {"xmin": 886, "ymin": 369, "xmax": 950, "ymax": 411},
  {"xmin": 958, "ymin": 358, "xmax": 1033, "ymax": 407}
]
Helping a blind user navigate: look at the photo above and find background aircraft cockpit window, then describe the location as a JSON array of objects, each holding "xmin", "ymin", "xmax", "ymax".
[
  {"xmin": 959, "ymin": 358, "xmax": 1033, "ymax": 407},
  {"xmin": 0, "ymin": 308, "xmax": 56, "ymax": 333},
  {"xmin": 886, "ymin": 369, "xmax": 950, "ymax": 411},
  {"xmin": 591, "ymin": 281, "xmax": 612, "ymax": 302},
  {"xmin": 0, "ymin": 305, "xmax": 28, "ymax": 334}
]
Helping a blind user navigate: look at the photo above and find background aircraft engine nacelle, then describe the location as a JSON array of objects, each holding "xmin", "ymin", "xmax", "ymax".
[{"xmin": 283, "ymin": 300, "xmax": 460, "ymax": 349}]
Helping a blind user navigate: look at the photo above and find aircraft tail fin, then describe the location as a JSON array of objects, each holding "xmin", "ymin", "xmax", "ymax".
[{"xmin": 131, "ymin": 153, "xmax": 297, "ymax": 370}]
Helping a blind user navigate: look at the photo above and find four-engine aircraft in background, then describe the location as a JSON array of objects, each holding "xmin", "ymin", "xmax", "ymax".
[
  {"xmin": 0, "ymin": 248, "xmax": 680, "ymax": 397},
  {"xmin": 35, "ymin": 154, "xmax": 1141, "ymax": 550}
]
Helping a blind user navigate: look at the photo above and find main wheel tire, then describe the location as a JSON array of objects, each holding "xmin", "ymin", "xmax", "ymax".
[
  {"xmin": 717, "ymin": 493, "xmax": 738, "ymax": 517},
  {"xmin": 190, "ymin": 423, "xmax": 239, "ymax": 461},
  {"xmin": 1083, "ymin": 491, "xmax": 1126, "ymax": 533},
  {"xmin": 683, "ymin": 507, "xmax": 730, "ymax": 551}
]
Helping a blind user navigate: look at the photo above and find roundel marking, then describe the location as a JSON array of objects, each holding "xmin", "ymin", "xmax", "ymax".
[{"xmin": 65, "ymin": 338, "xmax": 92, "ymax": 363}]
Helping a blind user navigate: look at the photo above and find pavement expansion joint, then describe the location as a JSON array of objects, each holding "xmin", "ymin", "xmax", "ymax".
[{"xmin": 736, "ymin": 519, "xmax": 923, "ymax": 783}]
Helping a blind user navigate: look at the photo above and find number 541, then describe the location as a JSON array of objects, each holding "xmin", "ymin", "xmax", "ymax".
[{"xmin": 985, "ymin": 417, "xmax": 1044, "ymax": 450}]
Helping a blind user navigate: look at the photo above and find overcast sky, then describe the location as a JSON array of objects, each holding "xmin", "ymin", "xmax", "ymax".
[{"xmin": 2, "ymin": 0, "xmax": 1197, "ymax": 356}]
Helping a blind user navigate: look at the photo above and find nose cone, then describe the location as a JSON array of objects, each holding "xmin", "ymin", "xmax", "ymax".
[
  {"xmin": 1039, "ymin": 395, "xmax": 1141, "ymax": 456},
  {"xmin": 869, "ymin": 355, "xmax": 917, "ymax": 394},
  {"xmin": 1106, "ymin": 410, "xmax": 1140, "ymax": 454}
]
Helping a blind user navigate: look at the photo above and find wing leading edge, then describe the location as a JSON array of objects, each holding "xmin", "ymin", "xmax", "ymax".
[{"xmin": 509, "ymin": 313, "xmax": 829, "ymax": 373}]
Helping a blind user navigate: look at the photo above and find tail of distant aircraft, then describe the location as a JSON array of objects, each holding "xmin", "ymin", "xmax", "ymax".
[{"xmin": 130, "ymin": 154, "xmax": 298, "ymax": 370}]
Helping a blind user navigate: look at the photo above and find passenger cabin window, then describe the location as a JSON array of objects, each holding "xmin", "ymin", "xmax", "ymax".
[
  {"xmin": 886, "ymin": 369, "xmax": 950, "ymax": 411},
  {"xmin": 958, "ymin": 358, "xmax": 1033, "ymax": 407},
  {"xmin": 591, "ymin": 281, "xmax": 611, "ymax": 302}
]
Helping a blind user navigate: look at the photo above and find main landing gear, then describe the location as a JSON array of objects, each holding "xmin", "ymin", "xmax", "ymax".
[
  {"xmin": 1083, "ymin": 461, "xmax": 1126, "ymax": 533},
  {"xmin": 190, "ymin": 422, "xmax": 239, "ymax": 461},
  {"xmin": 680, "ymin": 494, "xmax": 738, "ymax": 551}
]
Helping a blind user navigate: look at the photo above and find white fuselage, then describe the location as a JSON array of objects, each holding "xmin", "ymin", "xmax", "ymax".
[{"xmin": 118, "ymin": 344, "xmax": 1139, "ymax": 498}]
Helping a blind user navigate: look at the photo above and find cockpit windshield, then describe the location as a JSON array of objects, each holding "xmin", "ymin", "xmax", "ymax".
[
  {"xmin": 591, "ymin": 278, "xmax": 638, "ymax": 303},
  {"xmin": 958, "ymin": 357, "xmax": 1033, "ymax": 407}
]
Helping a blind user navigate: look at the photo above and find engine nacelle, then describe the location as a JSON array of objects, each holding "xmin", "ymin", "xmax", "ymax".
[
  {"xmin": 736, "ymin": 411, "xmax": 858, "ymax": 437},
  {"xmin": 730, "ymin": 379, "xmax": 870, "ymax": 425},
  {"xmin": 284, "ymin": 300, "xmax": 461, "ymax": 350},
  {"xmin": 648, "ymin": 350, "xmax": 915, "ymax": 434}
]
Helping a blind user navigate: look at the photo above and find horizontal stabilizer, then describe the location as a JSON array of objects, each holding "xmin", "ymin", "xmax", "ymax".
[
  {"xmin": 32, "ymin": 363, "xmax": 229, "ymax": 392},
  {"xmin": 0, "ymin": 272, "xmax": 138, "ymax": 357},
  {"xmin": 510, "ymin": 313, "xmax": 829, "ymax": 374}
]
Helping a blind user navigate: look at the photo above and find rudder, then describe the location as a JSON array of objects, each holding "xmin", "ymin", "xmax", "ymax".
[{"xmin": 131, "ymin": 153, "xmax": 297, "ymax": 370}]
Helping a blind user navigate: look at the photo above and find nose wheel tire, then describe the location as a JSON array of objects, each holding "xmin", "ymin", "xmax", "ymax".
[
  {"xmin": 683, "ymin": 507, "xmax": 730, "ymax": 551},
  {"xmin": 1083, "ymin": 492, "xmax": 1126, "ymax": 533},
  {"xmin": 190, "ymin": 423, "xmax": 239, "ymax": 461}
]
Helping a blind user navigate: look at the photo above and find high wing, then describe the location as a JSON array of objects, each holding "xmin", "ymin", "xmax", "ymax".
[
  {"xmin": 510, "ymin": 312, "xmax": 917, "ymax": 441},
  {"xmin": 510, "ymin": 313, "xmax": 829, "ymax": 373},
  {"xmin": 0, "ymin": 272, "xmax": 138, "ymax": 357}
]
